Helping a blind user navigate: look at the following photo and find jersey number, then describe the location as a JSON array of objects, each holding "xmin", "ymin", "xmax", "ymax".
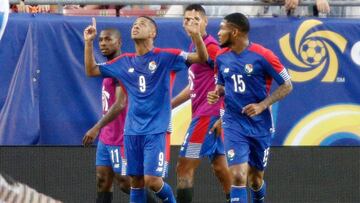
[
  {"xmin": 231, "ymin": 74, "xmax": 246, "ymax": 93},
  {"xmin": 158, "ymin": 152, "xmax": 164, "ymax": 167},
  {"xmin": 139, "ymin": 75, "xmax": 146, "ymax": 92}
]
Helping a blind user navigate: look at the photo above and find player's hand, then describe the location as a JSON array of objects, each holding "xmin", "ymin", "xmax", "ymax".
[
  {"xmin": 316, "ymin": 0, "xmax": 330, "ymax": 13},
  {"xmin": 210, "ymin": 119, "xmax": 222, "ymax": 137},
  {"xmin": 82, "ymin": 126, "xmax": 100, "ymax": 147},
  {"xmin": 207, "ymin": 90, "xmax": 220, "ymax": 104},
  {"xmin": 84, "ymin": 17, "xmax": 97, "ymax": 42},
  {"xmin": 242, "ymin": 103, "xmax": 267, "ymax": 117},
  {"xmin": 183, "ymin": 9, "xmax": 201, "ymax": 38},
  {"xmin": 284, "ymin": 0, "xmax": 299, "ymax": 11}
]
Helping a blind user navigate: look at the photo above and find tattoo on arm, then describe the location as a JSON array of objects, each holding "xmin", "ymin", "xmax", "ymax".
[{"xmin": 261, "ymin": 80, "xmax": 293, "ymax": 108}]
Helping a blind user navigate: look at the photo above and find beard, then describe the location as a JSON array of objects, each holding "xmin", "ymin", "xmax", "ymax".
[{"xmin": 220, "ymin": 39, "xmax": 232, "ymax": 48}]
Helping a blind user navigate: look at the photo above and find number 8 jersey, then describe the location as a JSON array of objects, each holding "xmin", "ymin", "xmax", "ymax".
[
  {"xmin": 99, "ymin": 48, "xmax": 188, "ymax": 136},
  {"xmin": 216, "ymin": 43, "xmax": 291, "ymax": 137}
]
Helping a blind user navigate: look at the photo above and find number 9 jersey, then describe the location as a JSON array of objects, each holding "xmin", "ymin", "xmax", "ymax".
[{"xmin": 98, "ymin": 48, "xmax": 188, "ymax": 136}]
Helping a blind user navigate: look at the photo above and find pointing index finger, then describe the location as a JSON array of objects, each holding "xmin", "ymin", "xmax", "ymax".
[{"xmin": 92, "ymin": 17, "xmax": 96, "ymax": 28}]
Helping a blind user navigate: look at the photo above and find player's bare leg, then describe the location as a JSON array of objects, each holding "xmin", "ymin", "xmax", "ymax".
[
  {"xmin": 96, "ymin": 166, "xmax": 115, "ymax": 203},
  {"xmin": 113, "ymin": 174, "xmax": 130, "ymax": 194},
  {"xmin": 145, "ymin": 175, "xmax": 176, "ymax": 203},
  {"xmin": 248, "ymin": 166, "xmax": 266, "ymax": 203},
  {"xmin": 176, "ymin": 157, "xmax": 201, "ymax": 203},
  {"xmin": 211, "ymin": 155, "xmax": 232, "ymax": 201},
  {"xmin": 229, "ymin": 163, "xmax": 248, "ymax": 203}
]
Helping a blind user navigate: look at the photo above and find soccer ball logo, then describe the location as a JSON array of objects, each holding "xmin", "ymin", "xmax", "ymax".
[{"xmin": 300, "ymin": 39, "xmax": 326, "ymax": 65}]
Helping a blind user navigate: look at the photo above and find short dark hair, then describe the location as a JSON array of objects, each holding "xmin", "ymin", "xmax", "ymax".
[
  {"xmin": 184, "ymin": 4, "xmax": 206, "ymax": 15},
  {"xmin": 224, "ymin": 13, "xmax": 250, "ymax": 33},
  {"xmin": 102, "ymin": 28, "xmax": 121, "ymax": 40},
  {"xmin": 138, "ymin": 15, "xmax": 158, "ymax": 34}
]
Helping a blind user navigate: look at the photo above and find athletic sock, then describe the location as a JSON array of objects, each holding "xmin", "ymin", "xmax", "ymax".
[
  {"xmin": 176, "ymin": 187, "xmax": 194, "ymax": 203},
  {"xmin": 226, "ymin": 193, "xmax": 231, "ymax": 203},
  {"xmin": 230, "ymin": 185, "xmax": 247, "ymax": 203},
  {"xmin": 96, "ymin": 192, "xmax": 113, "ymax": 203},
  {"xmin": 155, "ymin": 182, "xmax": 176, "ymax": 203},
  {"xmin": 130, "ymin": 187, "xmax": 147, "ymax": 203},
  {"xmin": 251, "ymin": 181, "xmax": 266, "ymax": 203}
]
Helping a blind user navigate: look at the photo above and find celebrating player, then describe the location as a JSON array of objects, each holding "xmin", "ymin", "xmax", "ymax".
[
  {"xmin": 208, "ymin": 13, "xmax": 293, "ymax": 203},
  {"xmin": 84, "ymin": 15, "xmax": 207, "ymax": 203},
  {"xmin": 171, "ymin": 4, "xmax": 231, "ymax": 203}
]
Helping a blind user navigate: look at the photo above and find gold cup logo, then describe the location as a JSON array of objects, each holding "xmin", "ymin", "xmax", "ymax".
[{"xmin": 279, "ymin": 20, "xmax": 347, "ymax": 82}]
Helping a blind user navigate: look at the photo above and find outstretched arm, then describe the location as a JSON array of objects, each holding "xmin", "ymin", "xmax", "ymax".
[
  {"xmin": 183, "ymin": 10, "xmax": 208, "ymax": 64},
  {"xmin": 171, "ymin": 85, "xmax": 191, "ymax": 109},
  {"xmin": 242, "ymin": 80, "xmax": 293, "ymax": 117},
  {"xmin": 82, "ymin": 85, "xmax": 127, "ymax": 146},
  {"xmin": 84, "ymin": 17, "xmax": 101, "ymax": 77}
]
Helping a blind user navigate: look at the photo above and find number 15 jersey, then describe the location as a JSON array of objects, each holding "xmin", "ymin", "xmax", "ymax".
[
  {"xmin": 99, "ymin": 48, "xmax": 188, "ymax": 136},
  {"xmin": 216, "ymin": 43, "xmax": 291, "ymax": 137}
]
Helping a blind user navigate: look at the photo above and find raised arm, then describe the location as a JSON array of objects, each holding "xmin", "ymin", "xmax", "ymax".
[
  {"xmin": 82, "ymin": 84, "xmax": 127, "ymax": 146},
  {"xmin": 171, "ymin": 85, "xmax": 191, "ymax": 109},
  {"xmin": 183, "ymin": 10, "xmax": 208, "ymax": 64},
  {"xmin": 84, "ymin": 17, "xmax": 101, "ymax": 77}
]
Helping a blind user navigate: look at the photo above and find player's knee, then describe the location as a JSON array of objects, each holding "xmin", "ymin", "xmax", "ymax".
[
  {"xmin": 96, "ymin": 172, "xmax": 112, "ymax": 191},
  {"xmin": 231, "ymin": 169, "xmax": 247, "ymax": 186},
  {"xmin": 176, "ymin": 160, "xmax": 196, "ymax": 177},
  {"xmin": 115, "ymin": 175, "xmax": 130, "ymax": 194},
  {"xmin": 144, "ymin": 176, "xmax": 163, "ymax": 191},
  {"xmin": 248, "ymin": 174, "xmax": 263, "ymax": 190},
  {"xmin": 130, "ymin": 176, "xmax": 145, "ymax": 188}
]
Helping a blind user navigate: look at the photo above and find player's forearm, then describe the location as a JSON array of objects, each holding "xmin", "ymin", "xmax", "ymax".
[
  {"xmin": 191, "ymin": 33, "xmax": 208, "ymax": 63},
  {"xmin": 94, "ymin": 103, "xmax": 125, "ymax": 130},
  {"xmin": 171, "ymin": 85, "xmax": 191, "ymax": 108},
  {"xmin": 260, "ymin": 80, "xmax": 293, "ymax": 108},
  {"xmin": 84, "ymin": 40, "xmax": 100, "ymax": 76}
]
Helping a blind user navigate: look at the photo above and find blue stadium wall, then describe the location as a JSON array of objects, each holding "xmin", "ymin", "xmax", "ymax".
[{"xmin": 1, "ymin": 14, "xmax": 360, "ymax": 146}]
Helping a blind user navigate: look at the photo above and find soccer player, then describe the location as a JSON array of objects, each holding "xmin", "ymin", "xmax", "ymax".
[
  {"xmin": 171, "ymin": 4, "xmax": 231, "ymax": 203},
  {"xmin": 208, "ymin": 13, "xmax": 293, "ymax": 203},
  {"xmin": 82, "ymin": 28, "xmax": 158, "ymax": 203},
  {"xmin": 84, "ymin": 15, "xmax": 208, "ymax": 203}
]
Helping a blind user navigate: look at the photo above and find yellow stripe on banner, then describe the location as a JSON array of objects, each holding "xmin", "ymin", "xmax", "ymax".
[
  {"xmin": 284, "ymin": 104, "xmax": 360, "ymax": 146},
  {"xmin": 171, "ymin": 100, "xmax": 192, "ymax": 145}
]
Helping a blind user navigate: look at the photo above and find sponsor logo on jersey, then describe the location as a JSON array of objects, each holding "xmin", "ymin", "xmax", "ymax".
[
  {"xmin": 224, "ymin": 67, "xmax": 229, "ymax": 73},
  {"xmin": 128, "ymin": 67, "xmax": 134, "ymax": 73}
]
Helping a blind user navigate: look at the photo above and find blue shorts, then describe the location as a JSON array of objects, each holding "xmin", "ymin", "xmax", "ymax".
[
  {"xmin": 179, "ymin": 116, "xmax": 225, "ymax": 161},
  {"xmin": 96, "ymin": 140, "xmax": 126, "ymax": 175},
  {"xmin": 124, "ymin": 132, "xmax": 170, "ymax": 177},
  {"xmin": 223, "ymin": 127, "xmax": 271, "ymax": 171}
]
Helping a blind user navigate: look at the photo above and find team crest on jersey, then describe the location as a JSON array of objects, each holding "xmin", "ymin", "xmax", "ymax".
[
  {"xmin": 148, "ymin": 61, "xmax": 157, "ymax": 73},
  {"xmin": 245, "ymin": 64, "xmax": 253, "ymax": 74},
  {"xmin": 128, "ymin": 67, "xmax": 134, "ymax": 73},
  {"xmin": 227, "ymin": 149, "xmax": 235, "ymax": 160},
  {"xmin": 224, "ymin": 67, "xmax": 229, "ymax": 73}
]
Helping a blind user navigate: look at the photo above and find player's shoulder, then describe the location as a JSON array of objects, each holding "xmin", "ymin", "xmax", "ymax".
[
  {"xmin": 107, "ymin": 53, "xmax": 136, "ymax": 65},
  {"xmin": 215, "ymin": 47, "xmax": 231, "ymax": 59},
  {"xmin": 247, "ymin": 43, "xmax": 277, "ymax": 61},
  {"xmin": 153, "ymin": 47, "xmax": 182, "ymax": 55}
]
